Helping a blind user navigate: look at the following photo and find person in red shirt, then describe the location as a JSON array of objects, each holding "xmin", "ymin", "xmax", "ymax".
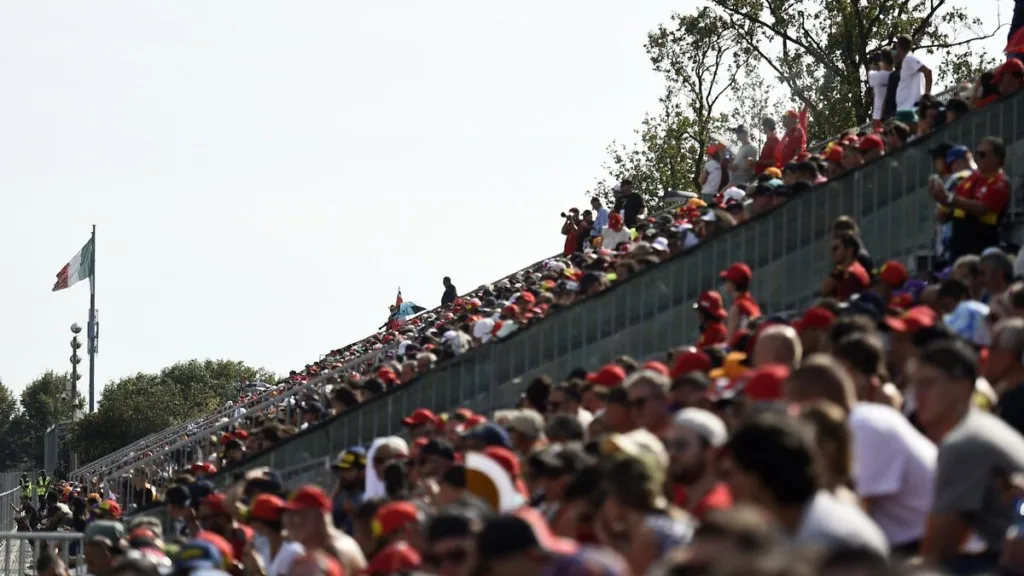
[
  {"xmin": 823, "ymin": 231, "xmax": 871, "ymax": 302},
  {"xmin": 560, "ymin": 208, "xmax": 581, "ymax": 256},
  {"xmin": 996, "ymin": 57, "xmax": 1024, "ymax": 98},
  {"xmin": 775, "ymin": 107, "xmax": 808, "ymax": 168},
  {"xmin": 719, "ymin": 262, "xmax": 762, "ymax": 340},
  {"xmin": 666, "ymin": 407, "xmax": 733, "ymax": 521},
  {"xmin": 755, "ymin": 117, "xmax": 780, "ymax": 175},
  {"xmin": 929, "ymin": 136, "xmax": 1011, "ymax": 259},
  {"xmin": 694, "ymin": 291, "xmax": 729, "ymax": 347}
]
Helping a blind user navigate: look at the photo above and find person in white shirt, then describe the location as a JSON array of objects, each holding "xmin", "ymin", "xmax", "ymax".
[
  {"xmin": 868, "ymin": 51, "xmax": 894, "ymax": 124},
  {"xmin": 894, "ymin": 35, "xmax": 933, "ymax": 111},
  {"xmin": 699, "ymin": 144, "xmax": 725, "ymax": 201}
]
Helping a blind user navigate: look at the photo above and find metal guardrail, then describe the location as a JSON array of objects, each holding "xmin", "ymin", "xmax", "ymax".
[
  {"xmin": 123, "ymin": 90, "xmax": 1022, "ymax": 525},
  {"xmin": 0, "ymin": 532, "xmax": 85, "ymax": 576}
]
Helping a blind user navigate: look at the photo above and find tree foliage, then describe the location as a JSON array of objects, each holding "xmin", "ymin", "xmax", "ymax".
[
  {"xmin": 66, "ymin": 359, "xmax": 276, "ymax": 463},
  {"xmin": 704, "ymin": 0, "xmax": 1003, "ymax": 140},
  {"xmin": 0, "ymin": 371, "xmax": 84, "ymax": 471},
  {"xmin": 590, "ymin": 0, "xmax": 1000, "ymax": 200}
]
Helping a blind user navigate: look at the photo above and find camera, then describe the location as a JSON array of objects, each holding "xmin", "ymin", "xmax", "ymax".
[{"xmin": 560, "ymin": 212, "xmax": 568, "ymax": 218}]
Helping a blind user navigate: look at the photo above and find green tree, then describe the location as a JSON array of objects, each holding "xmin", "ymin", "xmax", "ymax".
[
  {"xmin": 0, "ymin": 379, "xmax": 21, "ymax": 470},
  {"xmin": 3, "ymin": 371, "xmax": 85, "ymax": 469},
  {"xmin": 67, "ymin": 359, "xmax": 276, "ymax": 464},
  {"xmin": 703, "ymin": 0, "xmax": 1003, "ymax": 140},
  {"xmin": 592, "ymin": 7, "xmax": 752, "ymax": 206}
]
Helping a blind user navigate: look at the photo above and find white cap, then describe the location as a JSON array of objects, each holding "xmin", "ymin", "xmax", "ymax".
[
  {"xmin": 652, "ymin": 237, "xmax": 669, "ymax": 252},
  {"xmin": 673, "ymin": 408, "xmax": 728, "ymax": 447}
]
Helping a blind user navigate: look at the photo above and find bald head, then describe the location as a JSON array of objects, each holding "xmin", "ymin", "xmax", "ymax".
[
  {"xmin": 752, "ymin": 325, "xmax": 803, "ymax": 369},
  {"xmin": 993, "ymin": 317, "xmax": 1024, "ymax": 359}
]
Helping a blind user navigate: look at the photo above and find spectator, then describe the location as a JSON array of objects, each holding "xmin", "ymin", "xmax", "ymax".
[
  {"xmin": 666, "ymin": 408, "xmax": 733, "ymax": 521},
  {"xmin": 720, "ymin": 263, "xmax": 762, "ymax": 340},
  {"xmin": 282, "ymin": 486, "xmax": 367, "ymax": 574},
  {"xmin": 560, "ymin": 208, "xmax": 581, "ymax": 256},
  {"xmin": 590, "ymin": 196, "xmax": 609, "ymax": 237},
  {"xmin": 775, "ymin": 108, "xmax": 808, "ymax": 168},
  {"xmin": 893, "ymin": 35, "xmax": 933, "ymax": 112},
  {"xmin": 722, "ymin": 412, "xmax": 889, "ymax": 557},
  {"xmin": 244, "ymin": 494, "xmax": 305, "ymax": 576},
  {"xmin": 752, "ymin": 325, "xmax": 802, "ymax": 370},
  {"xmin": 624, "ymin": 369, "xmax": 674, "ymax": 438},
  {"xmin": 945, "ymin": 97, "xmax": 970, "ymax": 122},
  {"xmin": 694, "ymin": 291, "xmax": 729, "ymax": 347},
  {"xmin": 441, "ymin": 277, "xmax": 457, "ymax": 306},
  {"xmin": 576, "ymin": 210, "xmax": 594, "ymax": 253},
  {"xmin": 700, "ymin": 144, "xmax": 726, "ymax": 202},
  {"xmin": 823, "ymin": 232, "xmax": 871, "ymax": 302},
  {"xmin": 755, "ymin": 117, "xmax": 780, "ymax": 175},
  {"xmin": 868, "ymin": 51, "xmax": 895, "ymax": 129},
  {"xmin": 611, "ymin": 179, "xmax": 646, "ymax": 228},
  {"xmin": 797, "ymin": 402, "xmax": 858, "ymax": 506},
  {"xmin": 729, "ymin": 125, "xmax": 758, "ymax": 188},
  {"xmin": 912, "ymin": 340, "xmax": 1024, "ymax": 570},
  {"xmin": 600, "ymin": 213, "xmax": 631, "ymax": 252},
  {"xmin": 996, "ymin": 57, "xmax": 1024, "ymax": 98},
  {"xmin": 987, "ymin": 318, "xmax": 1024, "ymax": 434}
]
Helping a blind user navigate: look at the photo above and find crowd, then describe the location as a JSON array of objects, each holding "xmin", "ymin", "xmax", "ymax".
[{"xmin": 21, "ymin": 32, "xmax": 1024, "ymax": 576}]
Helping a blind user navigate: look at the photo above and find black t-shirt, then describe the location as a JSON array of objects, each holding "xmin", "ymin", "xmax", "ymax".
[
  {"xmin": 997, "ymin": 384, "xmax": 1024, "ymax": 437},
  {"xmin": 441, "ymin": 285, "xmax": 457, "ymax": 306},
  {"xmin": 613, "ymin": 193, "xmax": 647, "ymax": 228}
]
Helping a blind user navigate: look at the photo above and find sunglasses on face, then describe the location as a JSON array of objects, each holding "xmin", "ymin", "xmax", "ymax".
[{"xmin": 423, "ymin": 548, "xmax": 470, "ymax": 567}]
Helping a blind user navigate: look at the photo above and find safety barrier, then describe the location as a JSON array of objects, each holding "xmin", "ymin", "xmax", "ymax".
[{"xmin": 0, "ymin": 532, "xmax": 84, "ymax": 576}]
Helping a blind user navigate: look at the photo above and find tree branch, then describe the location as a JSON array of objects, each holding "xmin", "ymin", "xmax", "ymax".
[
  {"xmin": 910, "ymin": 0, "xmax": 949, "ymax": 43},
  {"xmin": 737, "ymin": 34, "xmax": 818, "ymax": 111},
  {"xmin": 917, "ymin": 22, "xmax": 1007, "ymax": 50}
]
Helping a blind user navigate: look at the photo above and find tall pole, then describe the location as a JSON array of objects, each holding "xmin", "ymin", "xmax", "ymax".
[{"xmin": 88, "ymin": 224, "xmax": 97, "ymax": 413}]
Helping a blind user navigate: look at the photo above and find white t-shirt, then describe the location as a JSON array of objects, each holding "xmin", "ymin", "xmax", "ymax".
[
  {"xmin": 794, "ymin": 490, "xmax": 890, "ymax": 557},
  {"xmin": 849, "ymin": 403, "xmax": 936, "ymax": 546},
  {"xmin": 868, "ymin": 70, "xmax": 889, "ymax": 120},
  {"xmin": 896, "ymin": 52, "xmax": 926, "ymax": 111},
  {"xmin": 268, "ymin": 541, "xmax": 305, "ymax": 576},
  {"xmin": 701, "ymin": 159, "xmax": 722, "ymax": 197}
]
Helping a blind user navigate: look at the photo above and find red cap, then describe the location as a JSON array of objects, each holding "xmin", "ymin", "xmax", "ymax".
[
  {"xmin": 518, "ymin": 292, "xmax": 536, "ymax": 306},
  {"xmin": 879, "ymin": 261, "xmax": 909, "ymax": 290},
  {"xmin": 282, "ymin": 485, "xmax": 332, "ymax": 513},
  {"xmin": 883, "ymin": 305, "xmax": 938, "ymax": 333},
  {"xmin": 464, "ymin": 414, "xmax": 488, "ymax": 428},
  {"xmin": 366, "ymin": 542, "xmax": 421, "ymax": 574},
  {"xmin": 792, "ymin": 307, "xmax": 836, "ymax": 334},
  {"xmin": 482, "ymin": 446, "xmax": 522, "ymax": 478},
  {"xmin": 454, "ymin": 408, "xmax": 475, "ymax": 420},
  {"xmin": 248, "ymin": 494, "xmax": 285, "ymax": 524},
  {"xmin": 643, "ymin": 360, "xmax": 671, "ymax": 376},
  {"xmin": 200, "ymin": 493, "xmax": 227, "ymax": 515},
  {"xmin": 190, "ymin": 462, "xmax": 217, "ymax": 475},
  {"xmin": 671, "ymin": 348, "xmax": 712, "ymax": 378},
  {"xmin": 98, "ymin": 499, "xmax": 122, "ymax": 519},
  {"xmin": 401, "ymin": 409, "xmax": 437, "ymax": 427},
  {"xmin": 694, "ymin": 291, "xmax": 728, "ymax": 319},
  {"xmin": 857, "ymin": 134, "xmax": 885, "ymax": 152},
  {"xmin": 825, "ymin": 145, "xmax": 844, "ymax": 163},
  {"xmin": 783, "ymin": 109, "xmax": 799, "ymax": 119},
  {"xmin": 744, "ymin": 364, "xmax": 791, "ymax": 401},
  {"xmin": 889, "ymin": 293, "xmax": 914, "ymax": 310},
  {"xmin": 195, "ymin": 530, "xmax": 235, "ymax": 564},
  {"xmin": 512, "ymin": 507, "xmax": 580, "ymax": 555},
  {"xmin": 586, "ymin": 364, "xmax": 627, "ymax": 388},
  {"xmin": 719, "ymin": 263, "xmax": 753, "ymax": 285},
  {"xmin": 377, "ymin": 367, "xmax": 398, "ymax": 384},
  {"xmin": 501, "ymin": 304, "xmax": 520, "ymax": 319},
  {"xmin": 372, "ymin": 502, "xmax": 421, "ymax": 538}
]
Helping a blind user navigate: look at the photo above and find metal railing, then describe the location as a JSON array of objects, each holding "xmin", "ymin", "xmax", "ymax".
[
  {"xmin": 121, "ymin": 90, "xmax": 1021, "ymax": 523},
  {"xmin": 0, "ymin": 532, "xmax": 84, "ymax": 576}
]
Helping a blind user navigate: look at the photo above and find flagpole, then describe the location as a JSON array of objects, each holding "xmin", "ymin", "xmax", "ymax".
[{"xmin": 88, "ymin": 224, "xmax": 97, "ymax": 413}]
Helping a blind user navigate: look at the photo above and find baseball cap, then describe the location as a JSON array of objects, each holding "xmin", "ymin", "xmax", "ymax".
[
  {"xmin": 173, "ymin": 540, "xmax": 223, "ymax": 572},
  {"xmin": 694, "ymin": 290, "xmax": 727, "ymax": 319},
  {"xmin": 719, "ymin": 263, "xmax": 753, "ymax": 284},
  {"xmin": 402, "ymin": 408, "xmax": 438, "ymax": 427},
  {"xmin": 671, "ymin": 348, "xmax": 712, "ymax": 379},
  {"xmin": 333, "ymin": 447, "xmax": 367, "ymax": 470},
  {"xmin": 372, "ymin": 501, "xmax": 422, "ymax": 539},
  {"xmin": 857, "ymin": 134, "xmax": 885, "ymax": 152},
  {"xmin": 586, "ymin": 364, "xmax": 627, "ymax": 388},
  {"xmin": 282, "ymin": 485, "xmax": 331, "ymax": 513},
  {"xmin": 504, "ymin": 409, "xmax": 545, "ymax": 439},
  {"xmin": 673, "ymin": 408, "xmax": 728, "ymax": 447},
  {"xmin": 791, "ymin": 306, "xmax": 836, "ymax": 334},
  {"xmin": 463, "ymin": 422, "xmax": 512, "ymax": 449},
  {"xmin": 878, "ymin": 260, "xmax": 909, "ymax": 289},
  {"xmin": 743, "ymin": 364, "xmax": 791, "ymax": 402},
  {"xmin": 365, "ymin": 542, "xmax": 422, "ymax": 574},
  {"xmin": 246, "ymin": 494, "xmax": 285, "ymax": 524},
  {"xmin": 945, "ymin": 145, "xmax": 970, "ymax": 165},
  {"xmin": 84, "ymin": 520, "xmax": 126, "ymax": 549}
]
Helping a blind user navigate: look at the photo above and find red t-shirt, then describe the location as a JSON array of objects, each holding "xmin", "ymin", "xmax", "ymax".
[
  {"xmin": 673, "ymin": 482, "xmax": 734, "ymax": 521},
  {"xmin": 757, "ymin": 133, "xmax": 780, "ymax": 174},
  {"xmin": 837, "ymin": 261, "xmax": 871, "ymax": 302},
  {"xmin": 698, "ymin": 321, "xmax": 728, "ymax": 347},
  {"xmin": 733, "ymin": 293, "xmax": 762, "ymax": 321},
  {"xmin": 954, "ymin": 171, "xmax": 1010, "ymax": 217}
]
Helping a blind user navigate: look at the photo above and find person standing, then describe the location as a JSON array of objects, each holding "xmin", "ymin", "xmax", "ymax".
[
  {"xmin": 441, "ymin": 277, "xmax": 457, "ymax": 307},
  {"xmin": 893, "ymin": 35, "xmax": 933, "ymax": 113},
  {"xmin": 729, "ymin": 126, "xmax": 758, "ymax": 189},
  {"xmin": 590, "ymin": 196, "xmax": 609, "ymax": 237},
  {"xmin": 756, "ymin": 117, "xmax": 780, "ymax": 175},
  {"xmin": 700, "ymin": 144, "xmax": 725, "ymax": 203},
  {"xmin": 611, "ymin": 179, "xmax": 646, "ymax": 228},
  {"xmin": 560, "ymin": 209, "xmax": 581, "ymax": 256},
  {"xmin": 868, "ymin": 51, "xmax": 894, "ymax": 129}
]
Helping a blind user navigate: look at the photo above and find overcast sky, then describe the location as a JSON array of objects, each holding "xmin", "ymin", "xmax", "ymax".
[{"xmin": 0, "ymin": 1, "xmax": 1012, "ymax": 402}]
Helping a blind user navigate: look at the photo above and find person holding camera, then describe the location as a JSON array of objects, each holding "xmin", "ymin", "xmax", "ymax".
[{"xmin": 561, "ymin": 208, "xmax": 581, "ymax": 256}]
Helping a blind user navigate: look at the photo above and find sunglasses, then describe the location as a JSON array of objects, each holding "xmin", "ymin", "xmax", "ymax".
[{"xmin": 423, "ymin": 548, "xmax": 470, "ymax": 567}]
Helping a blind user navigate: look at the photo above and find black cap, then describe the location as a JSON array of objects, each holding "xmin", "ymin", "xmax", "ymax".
[
  {"xmin": 928, "ymin": 143, "xmax": 954, "ymax": 159},
  {"xmin": 164, "ymin": 484, "xmax": 191, "ymax": 507},
  {"xmin": 420, "ymin": 438, "xmax": 456, "ymax": 462},
  {"xmin": 733, "ymin": 125, "xmax": 749, "ymax": 133}
]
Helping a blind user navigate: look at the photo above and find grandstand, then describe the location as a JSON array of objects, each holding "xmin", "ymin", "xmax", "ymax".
[{"xmin": 65, "ymin": 88, "xmax": 1024, "ymax": 525}]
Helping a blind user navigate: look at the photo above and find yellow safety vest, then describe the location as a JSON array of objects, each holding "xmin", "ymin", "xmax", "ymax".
[
  {"xmin": 19, "ymin": 480, "xmax": 32, "ymax": 499},
  {"xmin": 35, "ymin": 477, "xmax": 50, "ymax": 496}
]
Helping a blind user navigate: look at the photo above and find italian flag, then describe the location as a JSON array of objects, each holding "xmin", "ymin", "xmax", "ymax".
[{"xmin": 52, "ymin": 238, "xmax": 95, "ymax": 292}]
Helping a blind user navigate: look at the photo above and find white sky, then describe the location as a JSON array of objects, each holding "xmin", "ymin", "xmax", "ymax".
[{"xmin": 0, "ymin": 1, "xmax": 1012, "ymax": 401}]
